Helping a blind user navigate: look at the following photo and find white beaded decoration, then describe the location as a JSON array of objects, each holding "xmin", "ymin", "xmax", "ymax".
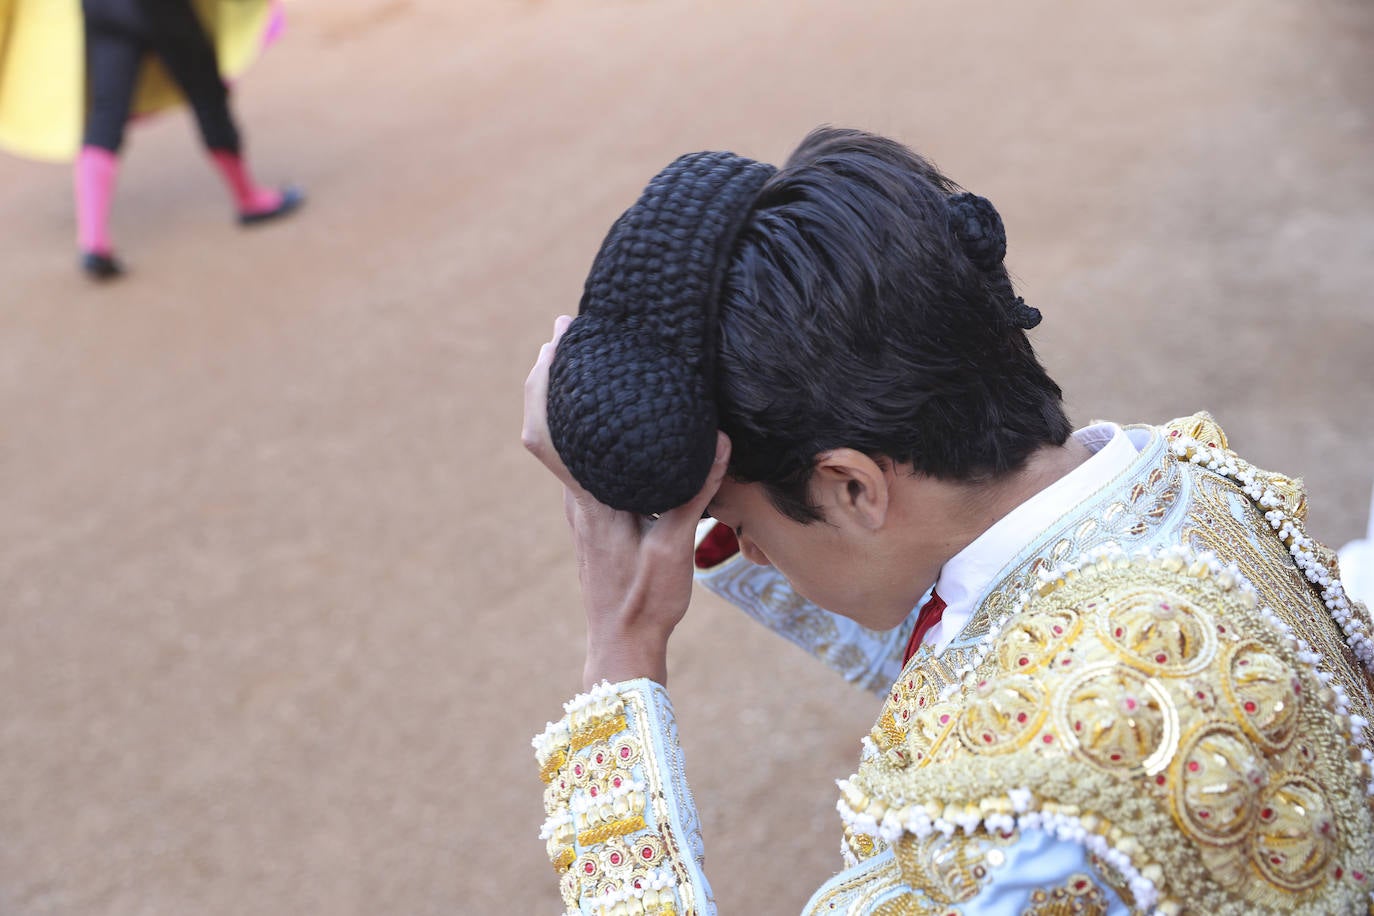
[
  {"xmin": 1169, "ymin": 435, "xmax": 1374, "ymax": 675},
  {"xmin": 835, "ymin": 784, "xmax": 1161, "ymax": 911}
]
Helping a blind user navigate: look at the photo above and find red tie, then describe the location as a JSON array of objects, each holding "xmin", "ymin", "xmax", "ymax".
[
  {"xmin": 694, "ymin": 522, "xmax": 740, "ymax": 569},
  {"xmin": 902, "ymin": 591, "xmax": 946, "ymax": 665}
]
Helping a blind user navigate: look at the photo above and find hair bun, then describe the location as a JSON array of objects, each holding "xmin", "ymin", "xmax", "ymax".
[
  {"xmin": 547, "ymin": 151, "xmax": 777, "ymax": 515},
  {"xmin": 1008, "ymin": 297, "xmax": 1042, "ymax": 329},
  {"xmin": 947, "ymin": 192, "xmax": 1006, "ymax": 271}
]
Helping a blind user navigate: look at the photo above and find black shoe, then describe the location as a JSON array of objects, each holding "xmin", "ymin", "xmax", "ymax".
[
  {"xmin": 81, "ymin": 251, "xmax": 124, "ymax": 281},
  {"xmin": 238, "ymin": 186, "xmax": 305, "ymax": 226}
]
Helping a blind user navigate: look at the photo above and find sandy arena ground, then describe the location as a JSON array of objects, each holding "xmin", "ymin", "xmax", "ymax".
[{"xmin": 1, "ymin": 1, "xmax": 1372, "ymax": 913}]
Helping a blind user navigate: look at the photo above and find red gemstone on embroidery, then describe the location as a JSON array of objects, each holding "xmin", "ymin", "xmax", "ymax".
[
  {"xmin": 584, "ymin": 862, "xmax": 595, "ymax": 875},
  {"xmin": 940, "ymin": 714, "xmax": 950, "ymax": 724},
  {"xmin": 983, "ymin": 733, "xmax": 994, "ymax": 744},
  {"xmin": 574, "ymin": 764, "xmax": 584, "ymax": 777},
  {"xmin": 1042, "ymin": 734, "xmax": 1054, "ymax": 744},
  {"xmin": 1218, "ymin": 625, "xmax": 1226, "ymax": 633},
  {"xmin": 1052, "ymin": 625, "xmax": 1063, "ymax": 635},
  {"xmin": 1353, "ymin": 871, "xmax": 1365, "ymax": 881},
  {"xmin": 1271, "ymin": 856, "xmax": 1282, "ymax": 865},
  {"xmin": 642, "ymin": 847, "xmax": 654, "ymax": 860},
  {"xmin": 1017, "ymin": 712, "xmax": 1028, "ymax": 723},
  {"xmin": 1018, "ymin": 657, "xmax": 1029, "ymax": 667},
  {"xmin": 620, "ymin": 746, "xmax": 631, "ymax": 758},
  {"xmin": 1114, "ymin": 627, "xmax": 1124, "ymax": 638},
  {"xmin": 1156, "ymin": 774, "xmax": 1166, "ymax": 785},
  {"xmin": 1075, "ymin": 720, "xmax": 1083, "ymax": 731},
  {"xmin": 901, "ymin": 710, "xmax": 910, "ymax": 720},
  {"xmin": 589, "ymin": 786, "xmax": 598, "ymax": 797},
  {"xmin": 1244, "ymin": 701, "xmax": 1257, "ymax": 714},
  {"xmin": 595, "ymin": 753, "xmax": 605, "ymax": 764},
  {"xmin": 918, "ymin": 696, "xmax": 926, "ymax": 707},
  {"xmin": 1196, "ymin": 691, "xmax": 1207, "ymax": 700},
  {"xmin": 1261, "ymin": 808, "xmax": 1274, "ymax": 820},
  {"xmin": 1335, "ymin": 867, "xmax": 1344, "ymax": 879},
  {"xmin": 1198, "ymin": 810, "xmax": 1210, "ymax": 819},
  {"xmin": 1074, "ymin": 879, "xmax": 1088, "ymax": 891},
  {"xmin": 1110, "ymin": 753, "xmax": 1122, "ymax": 762},
  {"xmin": 1188, "ymin": 761, "xmax": 1200, "ymax": 772},
  {"xmin": 1320, "ymin": 821, "xmax": 1332, "ymax": 834},
  {"xmin": 1293, "ymin": 683, "xmax": 1302, "ymax": 695},
  {"xmin": 1125, "ymin": 698, "xmax": 1137, "ymax": 711},
  {"xmin": 1160, "ymin": 603, "xmax": 1170, "ymax": 611},
  {"xmin": 634, "ymin": 879, "xmax": 644, "ymax": 889},
  {"xmin": 1061, "ymin": 658, "xmax": 1072, "ymax": 666},
  {"xmin": 609, "ymin": 852, "xmax": 621, "ymax": 865},
  {"xmin": 613, "ymin": 777, "xmax": 622, "ymax": 788},
  {"xmin": 1155, "ymin": 653, "xmax": 1168, "ymax": 663},
  {"xmin": 1239, "ymin": 659, "xmax": 1250, "ymax": 666}
]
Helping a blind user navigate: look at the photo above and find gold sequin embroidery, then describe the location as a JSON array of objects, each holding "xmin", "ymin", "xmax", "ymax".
[
  {"xmin": 577, "ymin": 814, "xmax": 647, "ymax": 847},
  {"xmin": 849, "ymin": 551, "xmax": 1374, "ymax": 915},
  {"xmin": 1020, "ymin": 873, "xmax": 1110, "ymax": 915},
  {"xmin": 571, "ymin": 713, "xmax": 629, "ymax": 751},
  {"xmin": 540, "ymin": 748, "xmax": 567, "ymax": 784}
]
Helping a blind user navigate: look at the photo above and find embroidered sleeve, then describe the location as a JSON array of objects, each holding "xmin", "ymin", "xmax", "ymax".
[
  {"xmin": 962, "ymin": 828, "xmax": 1132, "ymax": 914},
  {"xmin": 936, "ymin": 829, "xmax": 1131, "ymax": 915},
  {"xmin": 693, "ymin": 520, "xmax": 914, "ymax": 694},
  {"xmin": 809, "ymin": 827, "xmax": 1133, "ymax": 915},
  {"xmin": 534, "ymin": 680, "xmax": 714, "ymax": 916}
]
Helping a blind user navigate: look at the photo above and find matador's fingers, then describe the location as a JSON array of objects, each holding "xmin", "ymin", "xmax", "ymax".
[
  {"xmin": 643, "ymin": 433, "xmax": 730, "ymax": 547},
  {"xmin": 522, "ymin": 315, "xmax": 577, "ymax": 489}
]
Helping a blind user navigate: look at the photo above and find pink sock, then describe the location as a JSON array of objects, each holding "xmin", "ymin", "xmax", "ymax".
[
  {"xmin": 75, "ymin": 146, "xmax": 119, "ymax": 255},
  {"xmin": 210, "ymin": 149, "xmax": 283, "ymax": 215}
]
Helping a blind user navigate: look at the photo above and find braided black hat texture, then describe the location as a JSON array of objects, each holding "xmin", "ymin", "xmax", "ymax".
[{"xmin": 547, "ymin": 151, "xmax": 777, "ymax": 515}]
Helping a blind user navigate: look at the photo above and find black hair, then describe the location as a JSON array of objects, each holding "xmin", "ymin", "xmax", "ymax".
[{"xmin": 716, "ymin": 127, "xmax": 1072, "ymax": 522}]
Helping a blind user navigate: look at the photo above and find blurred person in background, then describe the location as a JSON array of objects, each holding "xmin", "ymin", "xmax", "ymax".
[
  {"xmin": 522, "ymin": 128, "xmax": 1374, "ymax": 914},
  {"xmin": 0, "ymin": 0, "xmax": 301, "ymax": 280}
]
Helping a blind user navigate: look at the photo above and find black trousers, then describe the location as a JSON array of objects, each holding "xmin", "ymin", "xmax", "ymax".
[{"xmin": 82, "ymin": 0, "xmax": 241, "ymax": 154}]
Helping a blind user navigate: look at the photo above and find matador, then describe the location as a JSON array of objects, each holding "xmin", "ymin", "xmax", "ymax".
[{"xmin": 521, "ymin": 127, "xmax": 1374, "ymax": 915}]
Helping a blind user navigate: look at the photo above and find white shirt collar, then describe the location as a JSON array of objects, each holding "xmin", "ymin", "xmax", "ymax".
[{"xmin": 923, "ymin": 422, "xmax": 1144, "ymax": 651}]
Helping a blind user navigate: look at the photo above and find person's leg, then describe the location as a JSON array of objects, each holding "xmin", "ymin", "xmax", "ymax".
[
  {"xmin": 146, "ymin": 0, "xmax": 301, "ymax": 221},
  {"xmin": 143, "ymin": 0, "xmax": 240, "ymax": 150},
  {"xmin": 76, "ymin": 20, "xmax": 143, "ymax": 276}
]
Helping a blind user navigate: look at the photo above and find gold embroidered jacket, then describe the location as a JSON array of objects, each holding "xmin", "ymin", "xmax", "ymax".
[{"xmin": 533, "ymin": 415, "xmax": 1374, "ymax": 915}]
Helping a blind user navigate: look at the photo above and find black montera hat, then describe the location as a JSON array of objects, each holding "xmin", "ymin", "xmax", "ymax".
[{"xmin": 547, "ymin": 151, "xmax": 777, "ymax": 515}]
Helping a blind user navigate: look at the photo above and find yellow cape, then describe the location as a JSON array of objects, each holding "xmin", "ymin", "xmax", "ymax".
[{"xmin": 0, "ymin": 0, "xmax": 276, "ymax": 162}]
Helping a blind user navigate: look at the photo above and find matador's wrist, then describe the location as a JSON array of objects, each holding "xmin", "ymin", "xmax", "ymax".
[{"xmin": 583, "ymin": 631, "xmax": 670, "ymax": 690}]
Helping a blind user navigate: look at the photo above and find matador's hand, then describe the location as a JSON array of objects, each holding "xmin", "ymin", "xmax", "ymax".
[{"xmin": 523, "ymin": 315, "xmax": 731, "ymax": 689}]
